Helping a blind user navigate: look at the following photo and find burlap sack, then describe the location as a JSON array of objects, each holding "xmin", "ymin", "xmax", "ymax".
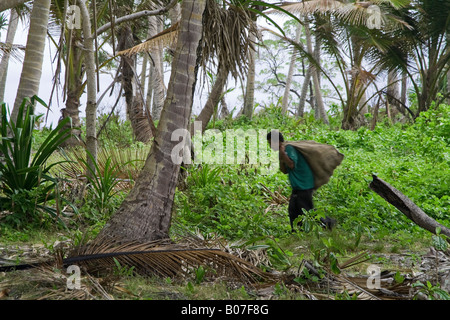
[{"xmin": 283, "ymin": 140, "xmax": 344, "ymax": 190}]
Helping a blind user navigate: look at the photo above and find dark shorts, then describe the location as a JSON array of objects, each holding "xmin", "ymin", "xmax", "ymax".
[
  {"xmin": 288, "ymin": 189, "xmax": 314, "ymax": 230},
  {"xmin": 288, "ymin": 189, "xmax": 336, "ymax": 231}
]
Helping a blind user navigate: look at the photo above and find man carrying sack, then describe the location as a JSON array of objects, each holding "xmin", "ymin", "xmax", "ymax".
[{"xmin": 267, "ymin": 130, "xmax": 344, "ymax": 232}]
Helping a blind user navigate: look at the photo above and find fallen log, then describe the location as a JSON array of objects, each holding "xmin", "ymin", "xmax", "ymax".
[{"xmin": 369, "ymin": 174, "xmax": 450, "ymax": 239}]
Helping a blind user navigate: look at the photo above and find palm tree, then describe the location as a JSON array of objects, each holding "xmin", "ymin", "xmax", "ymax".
[
  {"xmin": 243, "ymin": 31, "xmax": 257, "ymax": 120},
  {"xmin": 269, "ymin": 0, "xmax": 411, "ymax": 129},
  {"xmin": 96, "ymin": 0, "xmax": 207, "ymax": 242},
  {"xmin": 11, "ymin": 0, "xmax": 51, "ymax": 123},
  {"xmin": 389, "ymin": 0, "xmax": 450, "ymax": 115}
]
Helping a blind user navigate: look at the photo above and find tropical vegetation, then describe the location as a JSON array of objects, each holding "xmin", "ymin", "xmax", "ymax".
[{"xmin": 0, "ymin": 0, "xmax": 449, "ymax": 302}]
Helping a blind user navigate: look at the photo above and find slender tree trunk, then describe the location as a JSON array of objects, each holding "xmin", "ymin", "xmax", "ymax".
[
  {"xmin": 220, "ymin": 94, "xmax": 229, "ymax": 119},
  {"xmin": 11, "ymin": 0, "xmax": 51, "ymax": 122},
  {"xmin": 118, "ymin": 25, "xmax": 151, "ymax": 142},
  {"xmin": 447, "ymin": 32, "xmax": 450, "ymax": 105},
  {"xmin": 305, "ymin": 22, "xmax": 328, "ymax": 125},
  {"xmin": 401, "ymin": 72, "xmax": 407, "ymax": 110},
  {"xmin": 96, "ymin": 0, "xmax": 206, "ymax": 242},
  {"xmin": 314, "ymin": 34, "xmax": 328, "ymax": 124},
  {"xmin": 243, "ymin": 31, "xmax": 256, "ymax": 120},
  {"xmin": 191, "ymin": 63, "xmax": 228, "ymax": 134},
  {"xmin": 149, "ymin": 14, "xmax": 166, "ymax": 122},
  {"xmin": 60, "ymin": 30, "xmax": 83, "ymax": 148},
  {"xmin": 78, "ymin": 0, "xmax": 97, "ymax": 174},
  {"xmin": 282, "ymin": 22, "xmax": 301, "ymax": 114},
  {"xmin": 298, "ymin": 65, "xmax": 312, "ymax": 117},
  {"xmin": 0, "ymin": 9, "xmax": 19, "ymax": 103},
  {"xmin": 387, "ymin": 70, "xmax": 402, "ymax": 119}
]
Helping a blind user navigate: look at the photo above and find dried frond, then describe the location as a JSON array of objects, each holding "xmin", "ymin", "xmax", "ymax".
[
  {"xmin": 118, "ymin": 22, "xmax": 179, "ymax": 57},
  {"xmin": 268, "ymin": 0, "xmax": 344, "ymax": 16},
  {"xmin": 271, "ymin": 0, "xmax": 411, "ymax": 31},
  {"xmin": 63, "ymin": 236, "xmax": 277, "ymax": 284},
  {"xmin": 0, "ymin": 265, "xmax": 98, "ymax": 300},
  {"xmin": 0, "ymin": 42, "xmax": 25, "ymax": 63},
  {"xmin": 201, "ymin": 0, "xmax": 258, "ymax": 79}
]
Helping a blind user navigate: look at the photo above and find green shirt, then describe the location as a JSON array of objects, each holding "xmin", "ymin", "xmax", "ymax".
[{"xmin": 284, "ymin": 145, "xmax": 315, "ymax": 190}]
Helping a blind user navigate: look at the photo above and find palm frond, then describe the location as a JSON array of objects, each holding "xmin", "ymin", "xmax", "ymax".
[
  {"xmin": 269, "ymin": 0, "xmax": 344, "ymax": 16},
  {"xmin": 272, "ymin": 0, "xmax": 411, "ymax": 31},
  {"xmin": 201, "ymin": 0, "xmax": 257, "ymax": 79},
  {"xmin": 0, "ymin": 236, "xmax": 277, "ymax": 285},
  {"xmin": 0, "ymin": 42, "xmax": 25, "ymax": 63},
  {"xmin": 117, "ymin": 21, "xmax": 179, "ymax": 57},
  {"xmin": 66, "ymin": 236, "xmax": 276, "ymax": 283}
]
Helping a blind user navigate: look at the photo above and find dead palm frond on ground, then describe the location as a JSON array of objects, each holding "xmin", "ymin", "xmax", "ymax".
[{"xmin": 64, "ymin": 236, "xmax": 277, "ymax": 284}]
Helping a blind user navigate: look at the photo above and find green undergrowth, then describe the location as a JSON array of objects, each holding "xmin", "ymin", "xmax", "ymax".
[
  {"xmin": 173, "ymin": 103, "xmax": 449, "ymax": 260},
  {"xmin": 1, "ymin": 102, "xmax": 448, "ymax": 296}
]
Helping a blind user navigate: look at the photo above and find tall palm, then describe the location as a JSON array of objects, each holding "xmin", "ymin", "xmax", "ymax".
[
  {"xmin": 95, "ymin": 0, "xmax": 296, "ymax": 241},
  {"xmin": 96, "ymin": 0, "xmax": 207, "ymax": 242},
  {"xmin": 271, "ymin": 0, "xmax": 411, "ymax": 129},
  {"xmin": 11, "ymin": 0, "xmax": 51, "ymax": 123},
  {"xmin": 381, "ymin": 0, "xmax": 450, "ymax": 115}
]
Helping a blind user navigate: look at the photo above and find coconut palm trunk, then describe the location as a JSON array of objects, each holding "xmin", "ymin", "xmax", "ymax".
[
  {"xmin": 96, "ymin": 0, "xmax": 206, "ymax": 242},
  {"xmin": 191, "ymin": 63, "xmax": 228, "ymax": 134},
  {"xmin": 149, "ymin": 15, "xmax": 166, "ymax": 122},
  {"xmin": 0, "ymin": 9, "xmax": 19, "ymax": 103},
  {"xmin": 11, "ymin": 0, "xmax": 51, "ymax": 123},
  {"xmin": 304, "ymin": 21, "xmax": 328, "ymax": 125},
  {"xmin": 242, "ymin": 31, "xmax": 256, "ymax": 120}
]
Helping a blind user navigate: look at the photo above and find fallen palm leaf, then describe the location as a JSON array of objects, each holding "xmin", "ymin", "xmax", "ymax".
[{"xmin": 0, "ymin": 236, "xmax": 277, "ymax": 285}]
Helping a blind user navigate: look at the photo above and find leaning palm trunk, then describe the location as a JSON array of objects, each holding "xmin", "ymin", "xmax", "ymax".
[
  {"xmin": 386, "ymin": 70, "xmax": 402, "ymax": 119},
  {"xmin": 191, "ymin": 63, "xmax": 229, "ymax": 134},
  {"xmin": 298, "ymin": 66, "xmax": 312, "ymax": 117},
  {"xmin": 11, "ymin": 0, "xmax": 51, "ymax": 123},
  {"xmin": 96, "ymin": 0, "xmax": 206, "ymax": 242}
]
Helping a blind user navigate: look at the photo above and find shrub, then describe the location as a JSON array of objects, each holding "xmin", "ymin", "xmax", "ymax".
[{"xmin": 0, "ymin": 96, "xmax": 72, "ymax": 227}]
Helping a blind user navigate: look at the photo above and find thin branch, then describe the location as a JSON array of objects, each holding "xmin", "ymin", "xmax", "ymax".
[{"xmin": 95, "ymin": 0, "xmax": 178, "ymax": 36}]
